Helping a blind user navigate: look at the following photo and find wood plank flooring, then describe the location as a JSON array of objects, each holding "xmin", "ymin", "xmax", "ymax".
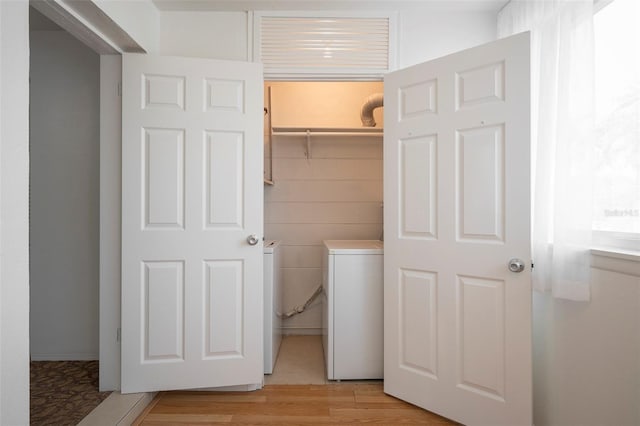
[{"xmin": 133, "ymin": 384, "xmax": 457, "ymax": 425}]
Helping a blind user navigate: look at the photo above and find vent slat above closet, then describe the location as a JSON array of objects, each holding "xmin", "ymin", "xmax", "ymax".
[{"xmin": 257, "ymin": 15, "xmax": 393, "ymax": 76}]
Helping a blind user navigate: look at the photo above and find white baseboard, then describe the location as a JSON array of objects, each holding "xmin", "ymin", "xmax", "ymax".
[
  {"xmin": 119, "ymin": 392, "xmax": 156, "ymax": 425},
  {"xmin": 30, "ymin": 353, "xmax": 99, "ymax": 361},
  {"xmin": 78, "ymin": 391, "xmax": 156, "ymax": 426},
  {"xmin": 281, "ymin": 327, "xmax": 321, "ymax": 336}
]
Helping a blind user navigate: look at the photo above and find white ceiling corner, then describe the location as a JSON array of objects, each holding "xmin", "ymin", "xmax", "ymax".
[{"xmin": 151, "ymin": 0, "xmax": 510, "ymax": 12}]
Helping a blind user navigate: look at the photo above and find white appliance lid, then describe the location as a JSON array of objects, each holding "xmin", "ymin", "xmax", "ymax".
[
  {"xmin": 264, "ymin": 240, "xmax": 281, "ymax": 254},
  {"xmin": 323, "ymin": 240, "xmax": 383, "ymax": 254}
]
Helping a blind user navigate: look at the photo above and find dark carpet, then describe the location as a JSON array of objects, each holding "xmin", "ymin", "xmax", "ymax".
[{"xmin": 30, "ymin": 361, "xmax": 111, "ymax": 426}]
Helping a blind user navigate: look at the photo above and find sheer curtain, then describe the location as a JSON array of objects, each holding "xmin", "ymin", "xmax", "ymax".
[{"xmin": 498, "ymin": 0, "xmax": 595, "ymax": 301}]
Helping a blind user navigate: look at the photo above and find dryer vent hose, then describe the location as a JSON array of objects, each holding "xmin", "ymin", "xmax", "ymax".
[
  {"xmin": 360, "ymin": 93, "xmax": 384, "ymax": 127},
  {"xmin": 281, "ymin": 285, "xmax": 323, "ymax": 319}
]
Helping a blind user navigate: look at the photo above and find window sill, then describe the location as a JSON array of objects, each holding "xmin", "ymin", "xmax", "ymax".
[{"xmin": 590, "ymin": 247, "xmax": 640, "ymax": 277}]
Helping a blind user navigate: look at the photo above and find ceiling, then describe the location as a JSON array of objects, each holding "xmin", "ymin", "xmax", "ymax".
[
  {"xmin": 29, "ymin": 7, "xmax": 64, "ymax": 31},
  {"xmin": 151, "ymin": 0, "xmax": 510, "ymax": 12}
]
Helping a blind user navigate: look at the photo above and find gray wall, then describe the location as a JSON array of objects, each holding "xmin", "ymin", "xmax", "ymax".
[{"xmin": 29, "ymin": 29, "xmax": 100, "ymax": 360}]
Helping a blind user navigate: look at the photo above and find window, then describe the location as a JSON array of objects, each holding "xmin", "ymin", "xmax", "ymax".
[{"xmin": 592, "ymin": 0, "xmax": 640, "ymax": 250}]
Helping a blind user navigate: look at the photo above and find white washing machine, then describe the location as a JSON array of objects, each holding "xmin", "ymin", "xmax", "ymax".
[
  {"xmin": 264, "ymin": 240, "xmax": 283, "ymax": 374},
  {"xmin": 322, "ymin": 240, "xmax": 383, "ymax": 380}
]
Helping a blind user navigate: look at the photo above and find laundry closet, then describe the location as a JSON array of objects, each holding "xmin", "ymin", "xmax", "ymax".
[{"xmin": 262, "ymin": 81, "xmax": 384, "ymax": 380}]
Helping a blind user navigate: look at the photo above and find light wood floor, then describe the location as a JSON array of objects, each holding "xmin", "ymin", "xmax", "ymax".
[{"xmin": 133, "ymin": 383, "xmax": 458, "ymax": 425}]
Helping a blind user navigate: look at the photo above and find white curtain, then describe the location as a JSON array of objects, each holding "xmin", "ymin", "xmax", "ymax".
[{"xmin": 498, "ymin": 0, "xmax": 595, "ymax": 301}]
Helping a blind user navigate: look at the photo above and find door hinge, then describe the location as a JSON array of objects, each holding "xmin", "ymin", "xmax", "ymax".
[
  {"xmin": 116, "ymin": 327, "xmax": 121, "ymax": 343},
  {"xmin": 117, "ymin": 82, "xmax": 122, "ymax": 97}
]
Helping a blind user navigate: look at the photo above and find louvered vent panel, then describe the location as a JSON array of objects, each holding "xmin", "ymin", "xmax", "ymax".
[{"xmin": 260, "ymin": 16, "xmax": 390, "ymax": 74}]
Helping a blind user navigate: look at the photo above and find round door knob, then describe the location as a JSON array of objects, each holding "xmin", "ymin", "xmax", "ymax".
[
  {"xmin": 247, "ymin": 234, "xmax": 260, "ymax": 246},
  {"xmin": 508, "ymin": 258, "xmax": 525, "ymax": 273}
]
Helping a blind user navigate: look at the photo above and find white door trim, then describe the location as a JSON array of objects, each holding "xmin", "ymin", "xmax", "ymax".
[{"xmin": 30, "ymin": 0, "xmax": 143, "ymax": 54}]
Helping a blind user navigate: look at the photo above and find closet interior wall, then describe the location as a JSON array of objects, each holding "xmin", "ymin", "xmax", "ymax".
[{"xmin": 264, "ymin": 81, "xmax": 384, "ymax": 334}]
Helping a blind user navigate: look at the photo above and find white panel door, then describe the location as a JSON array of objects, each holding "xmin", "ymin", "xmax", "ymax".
[
  {"xmin": 384, "ymin": 33, "xmax": 532, "ymax": 425},
  {"xmin": 121, "ymin": 54, "xmax": 263, "ymax": 393}
]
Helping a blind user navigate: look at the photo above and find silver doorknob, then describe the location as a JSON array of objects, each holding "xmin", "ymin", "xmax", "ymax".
[
  {"xmin": 247, "ymin": 234, "xmax": 260, "ymax": 246},
  {"xmin": 508, "ymin": 258, "xmax": 525, "ymax": 273}
]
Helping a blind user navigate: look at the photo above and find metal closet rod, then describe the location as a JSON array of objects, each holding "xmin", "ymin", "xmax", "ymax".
[
  {"xmin": 271, "ymin": 127, "xmax": 383, "ymax": 137},
  {"xmin": 271, "ymin": 127, "xmax": 382, "ymax": 159},
  {"xmin": 264, "ymin": 87, "xmax": 275, "ymax": 186}
]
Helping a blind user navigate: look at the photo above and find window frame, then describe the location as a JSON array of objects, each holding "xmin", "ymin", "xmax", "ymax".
[{"xmin": 591, "ymin": 0, "xmax": 640, "ymax": 252}]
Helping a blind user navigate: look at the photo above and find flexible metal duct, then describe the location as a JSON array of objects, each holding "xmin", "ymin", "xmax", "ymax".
[{"xmin": 360, "ymin": 93, "xmax": 384, "ymax": 127}]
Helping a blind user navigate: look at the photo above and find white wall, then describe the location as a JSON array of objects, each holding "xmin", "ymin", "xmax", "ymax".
[
  {"xmin": 0, "ymin": 1, "xmax": 30, "ymax": 423},
  {"xmin": 533, "ymin": 255, "xmax": 640, "ymax": 426},
  {"xmin": 265, "ymin": 82, "xmax": 384, "ymax": 333},
  {"xmin": 159, "ymin": 11, "xmax": 248, "ymax": 60},
  {"xmin": 93, "ymin": 0, "xmax": 159, "ymax": 53},
  {"xmin": 156, "ymin": 9, "xmax": 496, "ymax": 66},
  {"xmin": 397, "ymin": 9, "xmax": 497, "ymax": 67},
  {"xmin": 29, "ymin": 30, "xmax": 100, "ymax": 360}
]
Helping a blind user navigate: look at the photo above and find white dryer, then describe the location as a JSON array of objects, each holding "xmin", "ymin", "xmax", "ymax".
[
  {"xmin": 322, "ymin": 240, "xmax": 383, "ymax": 380},
  {"xmin": 264, "ymin": 240, "xmax": 282, "ymax": 374}
]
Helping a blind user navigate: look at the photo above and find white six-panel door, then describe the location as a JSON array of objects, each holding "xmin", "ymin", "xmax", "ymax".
[
  {"xmin": 121, "ymin": 54, "xmax": 263, "ymax": 393},
  {"xmin": 384, "ymin": 33, "xmax": 532, "ymax": 425}
]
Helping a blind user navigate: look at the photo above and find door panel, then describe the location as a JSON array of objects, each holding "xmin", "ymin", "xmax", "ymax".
[
  {"xmin": 143, "ymin": 128, "xmax": 185, "ymax": 228},
  {"xmin": 398, "ymin": 269, "xmax": 438, "ymax": 378},
  {"xmin": 457, "ymin": 124, "xmax": 505, "ymax": 241},
  {"xmin": 144, "ymin": 261, "xmax": 184, "ymax": 360},
  {"xmin": 122, "ymin": 54, "xmax": 263, "ymax": 393},
  {"xmin": 457, "ymin": 275, "xmax": 506, "ymax": 400},
  {"xmin": 400, "ymin": 136, "xmax": 437, "ymax": 239},
  {"xmin": 384, "ymin": 32, "xmax": 531, "ymax": 425},
  {"xmin": 205, "ymin": 132, "xmax": 244, "ymax": 228},
  {"xmin": 204, "ymin": 260, "xmax": 243, "ymax": 357}
]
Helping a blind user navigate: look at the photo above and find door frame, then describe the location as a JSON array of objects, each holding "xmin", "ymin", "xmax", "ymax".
[
  {"xmin": 30, "ymin": 0, "xmax": 142, "ymax": 392},
  {"xmin": 2, "ymin": 1, "xmax": 136, "ymax": 422},
  {"xmin": 99, "ymin": 54, "xmax": 122, "ymax": 391}
]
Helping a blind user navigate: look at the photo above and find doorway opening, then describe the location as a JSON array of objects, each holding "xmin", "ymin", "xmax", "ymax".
[
  {"xmin": 262, "ymin": 80, "xmax": 384, "ymax": 384},
  {"xmin": 28, "ymin": 6, "xmax": 109, "ymax": 423}
]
